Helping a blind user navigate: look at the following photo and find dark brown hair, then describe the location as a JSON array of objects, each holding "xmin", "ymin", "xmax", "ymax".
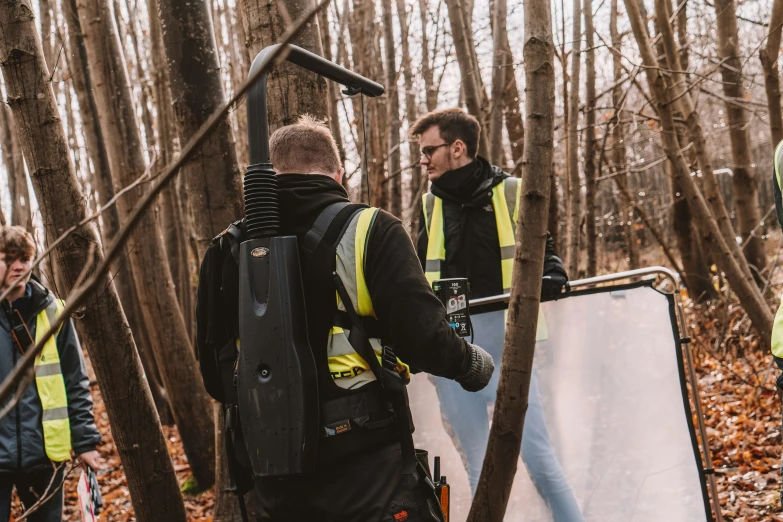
[
  {"xmin": 1, "ymin": 226, "xmax": 36, "ymax": 262},
  {"xmin": 409, "ymin": 108, "xmax": 481, "ymax": 158},
  {"xmin": 269, "ymin": 114, "xmax": 341, "ymax": 174}
]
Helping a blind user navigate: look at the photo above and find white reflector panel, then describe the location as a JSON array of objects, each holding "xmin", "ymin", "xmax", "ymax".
[{"xmin": 410, "ymin": 283, "xmax": 709, "ymax": 522}]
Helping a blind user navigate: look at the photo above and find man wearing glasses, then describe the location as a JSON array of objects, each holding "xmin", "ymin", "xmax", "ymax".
[{"xmin": 411, "ymin": 108, "xmax": 584, "ymax": 521}]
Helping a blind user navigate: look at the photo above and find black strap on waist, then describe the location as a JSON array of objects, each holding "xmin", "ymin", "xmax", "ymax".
[
  {"xmin": 333, "ymin": 272, "xmax": 416, "ymax": 476},
  {"xmin": 333, "ymin": 311, "xmax": 385, "ymax": 339}
]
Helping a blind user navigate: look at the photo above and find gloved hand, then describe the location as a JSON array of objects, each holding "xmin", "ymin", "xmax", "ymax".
[
  {"xmin": 455, "ymin": 343, "xmax": 495, "ymax": 392},
  {"xmin": 541, "ymin": 273, "xmax": 568, "ymax": 300}
]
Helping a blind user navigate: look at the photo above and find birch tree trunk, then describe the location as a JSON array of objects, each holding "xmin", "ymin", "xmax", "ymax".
[
  {"xmin": 317, "ymin": 7, "xmax": 347, "ymax": 166},
  {"xmin": 760, "ymin": 0, "xmax": 783, "ymax": 150},
  {"xmin": 566, "ymin": 0, "xmax": 582, "ymax": 277},
  {"xmin": 467, "ymin": 0, "xmax": 554, "ymax": 514},
  {"xmin": 713, "ymin": 0, "xmax": 767, "ymax": 278},
  {"xmin": 584, "ymin": 0, "xmax": 597, "ymax": 277},
  {"xmin": 628, "ymin": 0, "xmax": 773, "ymax": 346},
  {"xmin": 75, "ymin": 0, "xmax": 216, "ymax": 488},
  {"xmin": 0, "ymin": 3, "xmax": 187, "ymax": 518},
  {"xmin": 239, "ymin": 0, "xmax": 328, "ymax": 131},
  {"xmin": 381, "ymin": 0, "xmax": 402, "ymax": 217},
  {"xmin": 502, "ymin": 39, "xmax": 525, "ymax": 174}
]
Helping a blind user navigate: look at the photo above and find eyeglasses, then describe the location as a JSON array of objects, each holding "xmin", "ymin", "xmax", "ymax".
[{"xmin": 420, "ymin": 142, "xmax": 453, "ymax": 160}]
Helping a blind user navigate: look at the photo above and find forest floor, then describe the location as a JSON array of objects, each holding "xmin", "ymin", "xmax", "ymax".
[{"xmin": 10, "ymin": 248, "xmax": 783, "ymax": 521}]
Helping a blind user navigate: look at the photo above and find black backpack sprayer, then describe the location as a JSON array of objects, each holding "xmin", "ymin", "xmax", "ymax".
[
  {"xmin": 237, "ymin": 44, "xmax": 383, "ymax": 476},
  {"xmin": 235, "ymin": 44, "xmax": 451, "ymax": 520}
]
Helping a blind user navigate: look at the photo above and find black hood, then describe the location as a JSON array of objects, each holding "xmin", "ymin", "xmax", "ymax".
[
  {"xmin": 2, "ymin": 278, "xmax": 52, "ymax": 324},
  {"xmin": 277, "ymin": 174, "xmax": 350, "ymax": 234},
  {"xmin": 431, "ymin": 156, "xmax": 508, "ymax": 205}
]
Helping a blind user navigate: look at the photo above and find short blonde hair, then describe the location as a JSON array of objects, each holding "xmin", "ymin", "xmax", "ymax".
[{"xmin": 269, "ymin": 115, "xmax": 341, "ymax": 174}]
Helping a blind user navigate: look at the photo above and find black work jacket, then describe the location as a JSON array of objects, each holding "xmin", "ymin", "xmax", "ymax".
[
  {"xmin": 197, "ymin": 174, "xmax": 468, "ymax": 404},
  {"xmin": 417, "ymin": 157, "xmax": 567, "ymax": 299}
]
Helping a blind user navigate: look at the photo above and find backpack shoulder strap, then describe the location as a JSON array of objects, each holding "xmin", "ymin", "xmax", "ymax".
[{"xmin": 301, "ymin": 201, "xmax": 369, "ymax": 268}]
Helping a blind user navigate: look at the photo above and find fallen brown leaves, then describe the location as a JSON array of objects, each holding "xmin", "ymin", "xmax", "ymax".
[{"xmin": 687, "ymin": 293, "xmax": 783, "ymax": 521}]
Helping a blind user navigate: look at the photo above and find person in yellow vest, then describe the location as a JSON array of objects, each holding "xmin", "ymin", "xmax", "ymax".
[
  {"xmin": 196, "ymin": 116, "xmax": 494, "ymax": 521},
  {"xmin": 412, "ymin": 108, "xmax": 584, "ymax": 521},
  {"xmin": 0, "ymin": 226, "xmax": 101, "ymax": 522}
]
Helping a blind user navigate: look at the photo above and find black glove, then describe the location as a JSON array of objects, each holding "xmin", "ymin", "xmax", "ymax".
[
  {"xmin": 541, "ymin": 273, "xmax": 568, "ymax": 300},
  {"xmin": 455, "ymin": 343, "xmax": 495, "ymax": 392}
]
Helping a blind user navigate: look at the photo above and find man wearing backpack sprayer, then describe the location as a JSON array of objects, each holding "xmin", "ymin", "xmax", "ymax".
[
  {"xmin": 413, "ymin": 108, "xmax": 585, "ymax": 521},
  {"xmin": 0, "ymin": 226, "xmax": 101, "ymax": 522}
]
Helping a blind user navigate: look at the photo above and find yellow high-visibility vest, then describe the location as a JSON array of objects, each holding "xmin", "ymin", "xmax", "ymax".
[
  {"xmin": 34, "ymin": 298, "xmax": 71, "ymax": 462},
  {"xmin": 422, "ymin": 177, "xmax": 548, "ymax": 341},
  {"xmin": 772, "ymin": 142, "xmax": 783, "ymax": 359},
  {"xmin": 328, "ymin": 207, "xmax": 410, "ymax": 389}
]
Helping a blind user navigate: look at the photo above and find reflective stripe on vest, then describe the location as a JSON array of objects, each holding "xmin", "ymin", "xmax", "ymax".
[
  {"xmin": 422, "ymin": 177, "xmax": 549, "ymax": 341},
  {"xmin": 328, "ymin": 208, "xmax": 410, "ymax": 389},
  {"xmin": 423, "ymin": 178, "xmax": 521, "ymax": 292},
  {"xmin": 34, "ymin": 299, "xmax": 71, "ymax": 462},
  {"xmin": 772, "ymin": 142, "xmax": 783, "ymax": 358}
]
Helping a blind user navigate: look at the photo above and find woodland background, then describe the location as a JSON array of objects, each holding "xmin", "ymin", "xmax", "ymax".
[{"xmin": 0, "ymin": 0, "xmax": 782, "ymax": 518}]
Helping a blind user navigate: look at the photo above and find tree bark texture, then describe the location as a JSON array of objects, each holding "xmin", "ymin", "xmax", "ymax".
[
  {"xmin": 488, "ymin": 0, "xmax": 507, "ymax": 166},
  {"xmin": 760, "ymin": 0, "xmax": 783, "ymax": 150},
  {"xmin": 628, "ymin": 0, "xmax": 774, "ymax": 347},
  {"xmin": 418, "ymin": 0, "xmax": 436, "ymax": 112},
  {"xmin": 444, "ymin": 0, "xmax": 490, "ymax": 158},
  {"xmin": 713, "ymin": 0, "xmax": 767, "ymax": 279},
  {"xmin": 395, "ymin": 0, "xmax": 422, "ymax": 233},
  {"xmin": 317, "ymin": 7, "xmax": 347, "ymax": 167},
  {"xmin": 0, "ymin": 104, "xmax": 33, "ymax": 233},
  {"xmin": 238, "ymin": 0, "xmax": 328, "ymax": 132},
  {"xmin": 584, "ymin": 0, "xmax": 596, "ymax": 277},
  {"xmin": 0, "ymin": 2, "xmax": 187, "ymax": 519},
  {"xmin": 653, "ymin": 0, "xmax": 757, "ymax": 290},
  {"xmin": 467, "ymin": 0, "xmax": 554, "ymax": 515},
  {"xmin": 75, "ymin": 0, "xmax": 216, "ymax": 488},
  {"xmin": 157, "ymin": 0, "xmax": 244, "ymax": 258},
  {"xmin": 381, "ymin": 0, "xmax": 402, "ymax": 217},
  {"xmin": 669, "ymin": 162, "xmax": 716, "ymax": 301},
  {"xmin": 609, "ymin": 0, "xmax": 639, "ymax": 270},
  {"xmin": 502, "ymin": 38, "xmax": 524, "ymax": 174},
  {"xmin": 565, "ymin": 0, "xmax": 582, "ymax": 277}
]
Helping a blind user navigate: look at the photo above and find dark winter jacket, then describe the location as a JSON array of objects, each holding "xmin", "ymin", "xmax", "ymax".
[
  {"xmin": 197, "ymin": 174, "xmax": 469, "ymax": 404},
  {"xmin": 417, "ymin": 156, "xmax": 568, "ymax": 300},
  {"xmin": 0, "ymin": 280, "xmax": 100, "ymax": 474}
]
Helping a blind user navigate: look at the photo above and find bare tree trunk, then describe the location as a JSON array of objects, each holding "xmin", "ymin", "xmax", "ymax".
[
  {"xmin": 628, "ymin": 0, "xmax": 773, "ymax": 347},
  {"xmin": 39, "ymin": 0, "xmax": 53, "ymax": 68},
  {"xmin": 609, "ymin": 0, "xmax": 639, "ymax": 270},
  {"xmin": 713, "ymin": 0, "xmax": 767, "ymax": 279},
  {"xmin": 566, "ymin": 0, "xmax": 582, "ymax": 277},
  {"xmin": 239, "ymin": 0, "xmax": 328, "ymax": 132},
  {"xmin": 0, "ymin": 105, "xmax": 33, "ymax": 233},
  {"xmin": 467, "ymin": 0, "xmax": 554, "ymax": 513},
  {"xmin": 0, "ymin": 3, "xmax": 187, "ymax": 519},
  {"xmin": 669, "ymin": 163, "xmax": 716, "ymax": 301},
  {"xmin": 653, "ymin": 0, "xmax": 757, "ymax": 290},
  {"xmin": 502, "ymin": 38, "xmax": 525, "ymax": 174},
  {"xmin": 396, "ymin": 0, "xmax": 422, "ymax": 233},
  {"xmin": 317, "ymin": 7, "xmax": 347, "ymax": 166},
  {"xmin": 584, "ymin": 0, "xmax": 596, "ymax": 277},
  {"xmin": 418, "ymin": 0, "xmax": 437, "ymax": 112},
  {"xmin": 157, "ymin": 0, "xmax": 243, "ymax": 258},
  {"xmin": 381, "ymin": 0, "xmax": 402, "ymax": 217},
  {"xmin": 488, "ymin": 0, "xmax": 507, "ymax": 166},
  {"xmin": 62, "ymin": 0, "xmax": 119, "ymax": 240},
  {"xmin": 444, "ymin": 0, "xmax": 490, "ymax": 158},
  {"xmin": 76, "ymin": 0, "xmax": 216, "ymax": 488},
  {"xmin": 760, "ymin": 0, "xmax": 783, "ymax": 150}
]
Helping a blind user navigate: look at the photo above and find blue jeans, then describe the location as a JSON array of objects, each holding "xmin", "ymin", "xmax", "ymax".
[{"xmin": 435, "ymin": 369, "xmax": 584, "ymax": 522}]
